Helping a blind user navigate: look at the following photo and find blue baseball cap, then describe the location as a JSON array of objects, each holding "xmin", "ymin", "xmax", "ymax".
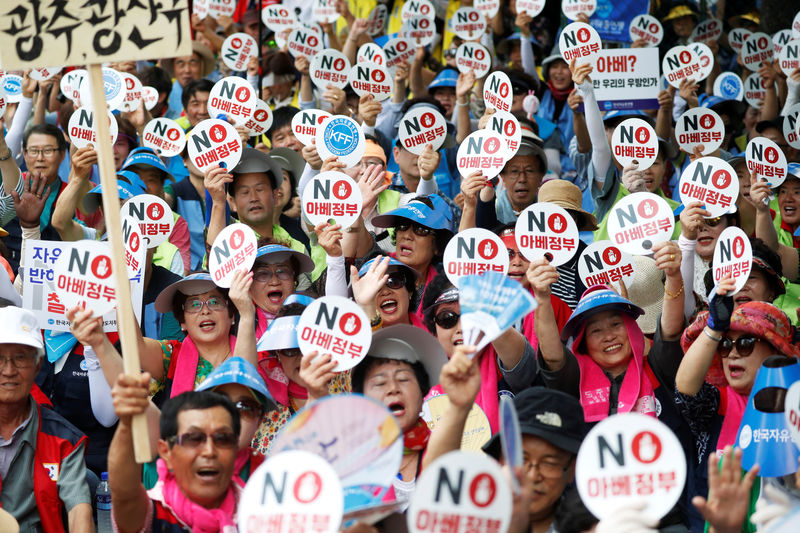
[
  {"xmin": 786, "ymin": 163, "xmax": 800, "ymax": 181},
  {"xmin": 154, "ymin": 272, "xmax": 217, "ymax": 313},
  {"xmin": 371, "ymin": 194, "xmax": 453, "ymax": 232},
  {"xmin": 82, "ymin": 175, "xmax": 147, "ymax": 213},
  {"xmin": 427, "ymin": 68, "xmax": 459, "ymax": 91},
  {"xmin": 561, "ymin": 285, "xmax": 644, "ymax": 343},
  {"xmin": 122, "ymin": 147, "xmax": 174, "ymax": 181},
  {"xmin": 254, "ymin": 244, "xmax": 315, "ymax": 274},
  {"xmin": 257, "ymin": 315, "xmax": 300, "ymax": 352},
  {"xmin": 357, "ymin": 256, "xmax": 419, "ymax": 278},
  {"xmin": 195, "ymin": 356, "xmax": 275, "ymax": 410}
]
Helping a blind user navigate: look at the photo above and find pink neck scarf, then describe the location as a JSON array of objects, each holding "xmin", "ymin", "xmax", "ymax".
[
  {"xmin": 717, "ymin": 386, "xmax": 748, "ymax": 451},
  {"xmin": 258, "ymin": 355, "xmax": 308, "ymax": 407},
  {"xmin": 255, "ymin": 306, "xmax": 275, "ymax": 341},
  {"xmin": 572, "ymin": 315, "xmax": 656, "ymax": 422},
  {"xmin": 170, "ymin": 335, "xmax": 237, "ymax": 398},
  {"xmin": 156, "ymin": 458, "xmax": 237, "ymax": 533}
]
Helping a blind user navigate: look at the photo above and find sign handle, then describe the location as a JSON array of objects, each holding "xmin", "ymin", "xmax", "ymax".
[{"xmin": 88, "ymin": 64, "xmax": 153, "ymax": 463}]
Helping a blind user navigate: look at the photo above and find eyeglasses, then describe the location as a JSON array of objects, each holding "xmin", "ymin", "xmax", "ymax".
[
  {"xmin": 507, "ymin": 248, "xmax": 527, "ymax": 261},
  {"xmin": 396, "ymin": 222, "xmax": 435, "ymax": 237},
  {"xmin": 25, "ymin": 147, "xmax": 60, "ymax": 157},
  {"xmin": 167, "ymin": 431, "xmax": 238, "ymax": 449},
  {"xmin": 703, "ymin": 216, "xmax": 724, "ymax": 227},
  {"xmin": 503, "ymin": 167, "xmax": 541, "ymax": 180},
  {"xmin": 0, "ymin": 353, "xmax": 37, "ymax": 369},
  {"xmin": 386, "ymin": 271, "xmax": 407, "ymax": 290},
  {"xmin": 434, "ymin": 310, "xmax": 460, "ymax": 329},
  {"xmin": 183, "ymin": 297, "xmax": 227, "ymax": 314},
  {"xmin": 253, "ymin": 267, "xmax": 294, "ymax": 283},
  {"xmin": 444, "ymin": 49, "xmax": 457, "ymax": 58},
  {"xmin": 719, "ymin": 335, "xmax": 760, "ymax": 358},
  {"xmin": 235, "ymin": 399, "xmax": 264, "ymax": 420},
  {"xmin": 275, "ymin": 348, "xmax": 302, "ymax": 358},
  {"xmin": 522, "ymin": 457, "xmax": 571, "ymax": 478}
]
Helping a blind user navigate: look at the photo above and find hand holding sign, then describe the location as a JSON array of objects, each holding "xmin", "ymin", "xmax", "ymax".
[
  {"xmin": 302, "ymin": 171, "xmax": 363, "ymax": 229},
  {"xmin": 712, "ymin": 227, "xmax": 752, "ymax": 295},
  {"xmin": 52, "ymin": 240, "xmax": 117, "ymax": 318},
  {"xmin": 208, "ymin": 223, "xmax": 258, "ymax": 288},
  {"xmin": 560, "ymin": 22, "xmax": 602, "ymax": 67},
  {"xmin": 514, "ymin": 203, "xmax": 580, "ymax": 265},
  {"xmin": 297, "ymin": 296, "xmax": 371, "ymax": 372}
]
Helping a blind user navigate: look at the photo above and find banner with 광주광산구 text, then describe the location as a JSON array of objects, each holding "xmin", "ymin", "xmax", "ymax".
[
  {"xmin": 588, "ymin": 0, "xmax": 650, "ymax": 43},
  {"xmin": 580, "ymin": 48, "xmax": 660, "ymax": 112}
]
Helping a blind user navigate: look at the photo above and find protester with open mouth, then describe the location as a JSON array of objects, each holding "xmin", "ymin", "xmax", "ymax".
[{"xmin": 351, "ymin": 255, "xmax": 424, "ymax": 330}]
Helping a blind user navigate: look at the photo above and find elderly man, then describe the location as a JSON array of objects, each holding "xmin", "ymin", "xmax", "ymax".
[{"xmin": 0, "ymin": 307, "xmax": 92, "ymax": 531}]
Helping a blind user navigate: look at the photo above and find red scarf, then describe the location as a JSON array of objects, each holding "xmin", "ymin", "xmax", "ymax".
[
  {"xmin": 258, "ymin": 354, "xmax": 308, "ymax": 407},
  {"xmin": 547, "ymin": 79, "xmax": 573, "ymax": 101},
  {"xmin": 403, "ymin": 418, "xmax": 431, "ymax": 454}
]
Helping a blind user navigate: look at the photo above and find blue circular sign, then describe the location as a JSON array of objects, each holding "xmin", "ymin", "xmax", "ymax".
[
  {"xmin": 323, "ymin": 117, "xmax": 360, "ymax": 157},
  {"xmin": 80, "ymin": 359, "xmax": 89, "ymax": 371},
  {"xmin": 103, "ymin": 70, "xmax": 123, "ymax": 100},
  {"xmin": 716, "ymin": 73, "xmax": 743, "ymax": 100}
]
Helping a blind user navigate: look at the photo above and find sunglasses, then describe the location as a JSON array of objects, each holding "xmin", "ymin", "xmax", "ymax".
[
  {"xmin": 386, "ymin": 271, "xmax": 407, "ymax": 290},
  {"xmin": 704, "ymin": 216, "xmax": 723, "ymax": 227},
  {"xmin": 235, "ymin": 399, "xmax": 264, "ymax": 420},
  {"xmin": 167, "ymin": 430, "xmax": 237, "ymax": 449},
  {"xmin": 396, "ymin": 222, "xmax": 435, "ymax": 237},
  {"xmin": 507, "ymin": 248, "xmax": 526, "ymax": 261},
  {"xmin": 276, "ymin": 348, "xmax": 302, "ymax": 358},
  {"xmin": 718, "ymin": 335, "xmax": 759, "ymax": 358},
  {"xmin": 434, "ymin": 310, "xmax": 460, "ymax": 329}
]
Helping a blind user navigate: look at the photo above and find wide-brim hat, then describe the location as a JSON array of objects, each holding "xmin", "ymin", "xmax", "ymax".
[
  {"xmin": 253, "ymin": 244, "xmax": 314, "ymax": 274},
  {"xmin": 372, "ymin": 194, "xmax": 453, "ymax": 232},
  {"xmin": 257, "ymin": 315, "xmax": 300, "ymax": 352},
  {"xmin": 231, "ymin": 148, "xmax": 284, "ymax": 190},
  {"xmin": 122, "ymin": 147, "xmax": 174, "ymax": 181},
  {"xmin": 162, "ymin": 41, "xmax": 215, "ymax": 79},
  {"xmin": 625, "ymin": 256, "xmax": 664, "ymax": 335},
  {"xmin": 537, "ymin": 180, "xmax": 597, "ymax": 231},
  {"xmin": 0, "ymin": 307, "xmax": 44, "ymax": 357},
  {"xmin": 82, "ymin": 175, "xmax": 146, "ymax": 213},
  {"xmin": 561, "ymin": 285, "xmax": 644, "ymax": 343},
  {"xmin": 154, "ymin": 272, "xmax": 217, "ymax": 313},
  {"xmin": 269, "ymin": 147, "xmax": 305, "ymax": 186},
  {"xmin": 195, "ymin": 356, "xmax": 276, "ymax": 410},
  {"xmin": 663, "ymin": 5, "xmax": 698, "ymax": 22}
]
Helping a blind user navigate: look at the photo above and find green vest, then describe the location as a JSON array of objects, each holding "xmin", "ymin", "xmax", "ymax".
[{"xmin": 771, "ymin": 209, "xmax": 800, "ymax": 326}]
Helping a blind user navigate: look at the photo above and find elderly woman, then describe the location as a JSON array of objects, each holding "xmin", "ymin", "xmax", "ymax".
[{"xmin": 351, "ymin": 255, "xmax": 425, "ymax": 329}]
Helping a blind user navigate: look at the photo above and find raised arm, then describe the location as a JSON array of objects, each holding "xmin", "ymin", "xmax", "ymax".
[
  {"xmin": 229, "ymin": 270, "xmax": 257, "ymax": 367},
  {"xmin": 572, "ymin": 60, "xmax": 611, "ymax": 188},
  {"xmin": 527, "ymin": 259, "xmax": 565, "ymax": 371},
  {"xmin": 52, "ymin": 146, "xmax": 97, "ymax": 242},
  {"xmin": 653, "ymin": 241, "xmax": 685, "ymax": 340},
  {"xmin": 204, "ymin": 166, "xmax": 233, "ymax": 250}
]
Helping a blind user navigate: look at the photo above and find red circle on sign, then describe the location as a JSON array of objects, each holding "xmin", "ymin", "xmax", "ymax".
[
  {"xmin": 372, "ymin": 69, "xmax": 386, "ymax": 82},
  {"xmin": 764, "ymin": 147, "xmax": 779, "ymax": 164},
  {"xmin": 577, "ymin": 28, "xmax": 590, "ymax": 43},
  {"xmin": 254, "ymin": 109, "xmax": 268, "ymax": 122},
  {"xmin": 469, "ymin": 473, "xmax": 497, "ymax": 508},
  {"xmin": 308, "ymin": 35, "xmax": 319, "ymax": 47},
  {"xmin": 232, "ymin": 37, "xmax": 242, "ymax": 48},
  {"xmin": 334, "ymin": 58, "xmax": 345, "ymax": 71},
  {"xmin": 635, "ymin": 127, "xmax": 650, "ymax": 143},
  {"xmin": 230, "ymin": 229, "xmax": 244, "ymax": 249},
  {"xmin": 711, "ymin": 170, "xmax": 732, "ymax": 189},
  {"xmin": 700, "ymin": 114, "xmax": 715, "ymax": 129},
  {"xmin": 477, "ymin": 239, "xmax": 498, "ymax": 259},
  {"xmin": 420, "ymin": 112, "xmax": 435, "ymax": 128},
  {"xmin": 332, "ymin": 180, "xmax": 352, "ymax": 200},
  {"xmin": 129, "ymin": 233, "xmax": 140, "ymax": 252},
  {"xmin": 733, "ymin": 236, "xmax": 745, "ymax": 258},
  {"xmin": 504, "ymin": 120, "xmax": 516, "ymax": 136},
  {"xmin": 421, "ymin": 4, "xmax": 430, "ymax": 14},
  {"xmin": 126, "ymin": 78, "xmax": 134, "ymax": 90},
  {"xmin": 420, "ymin": 18, "xmax": 430, "ymax": 28},
  {"xmin": 397, "ymin": 41, "xmax": 408, "ymax": 52},
  {"xmin": 293, "ymin": 471, "xmax": 322, "ymax": 503},
  {"xmin": 210, "ymin": 124, "xmax": 227, "ymax": 143},
  {"xmin": 469, "ymin": 11, "xmax": 479, "ymax": 21},
  {"xmin": 483, "ymin": 137, "xmax": 500, "ymax": 154},
  {"xmin": 147, "ymin": 203, "xmax": 165, "ymax": 220},
  {"xmin": 167, "ymin": 128, "xmax": 180, "ymax": 141},
  {"xmin": 649, "ymin": 23, "xmax": 659, "ymax": 33},
  {"xmin": 700, "ymin": 56, "xmax": 710, "ymax": 67},
  {"xmin": 679, "ymin": 50, "xmax": 692, "ymax": 64},
  {"xmin": 498, "ymin": 83, "xmax": 509, "ymax": 98},
  {"xmin": 548, "ymin": 213, "xmax": 568, "ymax": 234},
  {"xmin": 339, "ymin": 312, "xmax": 362, "ymax": 335},
  {"xmin": 235, "ymin": 86, "xmax": 250, "ymax": 103},
  {"xmin": 476, "ymin": 49, "xmax": 485, "ymax": 60},
  {"xmin": 602, "ymin": 247, "xmax": 622, "ymax": 266},
  {"xmin": 637, "ymin": 199, "xmax": 659, "ymax": 219},
  {"xmin": 91, "ymin": 256, "xmax": 112, "ymax": 279},
  {"xmin": 758, "ymin": 37, "xmax": 768, "ymax": 49},
  {"xmin": 631, "ymin": 431, "xmax": 662, "ymax": 464}
]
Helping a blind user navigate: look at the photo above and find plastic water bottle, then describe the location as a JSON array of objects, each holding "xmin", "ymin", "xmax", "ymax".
[{"xmin": 96, "ymin": 472, "xmax": 112, "ymax": 532}]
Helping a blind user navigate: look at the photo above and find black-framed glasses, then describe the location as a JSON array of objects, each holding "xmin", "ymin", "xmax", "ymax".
[
  {"xmin": 386, "ymin": 271, "xmax": 407, "ymax": 290},
  {"xmin": 0, "ymin": 353, "xmax": 37, "ymax": 369},
  {"xmin": 167, "ymin": 431, "xmax": 237, "ymax": 449},
  {"xmin": 522, "ymin": 457, "xmax": 571, "ymax": 478},
  {"xmin": 235, "ymin": 399, "xmax": 264, "ymax": 420},
  {"xmin": 434, "ymin": 310, "xmax": 460, "ymax": 329},
  {"xmin": 25, "ymin": 147, "xmax": 60, "ymax": 157},
  {"xmin": 396, "ymin": 222, "xmax": 435, "ymax": 237},
  {"xmin": 253, "ymin": 267, "xmax": 294, "ymax": 283},
  {"xmin": 276, "ymin": 348, "xmax": 302, "ymax": 358},
  {"xmin": 183, "ymin": 297, "xmax": 227, "ymax": 314},
  {"xmin": 719, "ymin": 335, "xmax": 759, "ymax": 358}
]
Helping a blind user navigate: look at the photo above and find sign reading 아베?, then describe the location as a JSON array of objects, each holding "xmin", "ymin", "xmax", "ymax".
[
  {"xmin": 746, "ymin": 137, "xmax": 788, "ymax": 188},
  {"xmin": 712, "ymin": 226, "xmax": 752, "ymax": 294},
  {"xmin": 628, "ymin": 15, "xmax": 663, "ymax": 47},
  {"xmin": 450, "ymin": 7, "xmax": 487, "ymax": 41},
  {"xmin": 402, "ymin": 16, "xmax": 436, "ymax": 48},
  {"xmin": 187, "ymin": 119, "xmax": 243, "ymax": 173},
  {"xmin": 119, "ymin": 72, "xmax": 143, "ymax": 113},
  {"xmin": 68, "ymin": 107, "xmax": 119, "ymax": 150},
  {"xmin": 784, "ymin": 103, "xmax": 800, "ymax": 150},
  {"xmin": 589, "ymin": 48, "xmax": 660, "ymax": 111},
  {"xmin": 611, "ymin": 118, "xmax": 658, "ymax": 170},
  {"xmin": 559, "ymin": 22, "xmax": 602, "ymax": 66},
  {"xmin": 744, "ymin": 73, "xmax": 768, "ymax": 109},
  {"xmin": 514, "ymin": 203, "xmax": 580, "ymax": 266},
  {"xmin": 312, "ymin": 0, "xmax": 339, "ymax": 24},
  {"xmin": 297, "ymin": 296, "xmax": 371, "ymax": 372},
  {"xmin": 310, "ymin": 49, "xmax": 352, "ymax": 90},
  {"xmin": 383, "ymin": 37, "xmax": 416, "ymax": 74},
  {"xmin": 209, "ymin": 223, "xmax": 258, "ymax": 288},
  {"xmin": 367, "ymin": 5, "xmax": 388, "ymax": 36},
  {"xmin": 455, "ymin": 42, "xmax": 491, "ymax": 78},
  {"xmin": 483, "ymin": 71, "xmax": 513, "ymax": 113},
  {"xmin": 121, "ymin": 214, "xmax": 145, "ymax": 279},
  {"xmin": 607, "ymin": 192, "xmax": 675, "ymax": 255},
  {"xmin": 456, "ymin": 130, "xmax": 510, "ymax": 180},
  {"xmin": 220, "ymin": 32, "xmax": 258, "ymax": 72},
  {"xmin": 52, "ymin": 240, "xmax": 116, "ymax": 318},
  {"xmin": 292, "ymin": 109, "xmax": 332, "ymax": 146},
  {"xmin": 398, "ymin": 107, "xmax": 448, "ymax": 155},
  {"xmin": 662, "ymin": 46, "xmax": 702, "ymax": 88},
  {"xmin": 357, "ymin": 43, "xmax": 386, "ymax": 67},
  {"xmin": 301, "ymin": 171, "xmax": 363, "ymax": 229},
  {"xmin": 562, "ymin": 0, "xmax": 596, "ymax": 21},
  {"xmin": 773, "ymin": 29, "xmax": 795, "ymax": 56},
  {"xmin": 690, "ymin": 19, "xmax": 722, "ymax": 43},
  {"xmin": 674, "ymin": 108, "xmax": 725, "ymax": 155},
  {"xmin": 679, "ymin": 157, "xmax": 739, "ymax": 218},
  {"xmin": 262, "ymin": 4, "xmax": 297, "ymax": 33},
  {"xmin": 122, "ymin": 194, "xmax": 174, "ymax": 249},
  {"xmin": 142, "ymin": 118, "xmax": 186, "ymax": 158},
  {"xmin": 287, "ymin": 27, "xmax": 323, "ymax": 58},
  {"xmin": 243, "ymin": 100, "xmax": 274, "ymax": 138},
  {"xmin": 729, "ymin": 28, "xmax": 752, "ymax": 53},
  {"xmin": 578, "ymin": 240, "xmax": 637, "ymax": 289},
  {"xmin": 401, "ymin": 0, "xmax": 436, "ymax": 21},
  {"xmin": 443, "ymin": 228, "xmax": 509, "ymax": 287},
  {"xmin": 778, "ymin": 39, "xmax": 800, "ymax": 77},
  {"xmin": 516, "ymin": 0, "xmax": 545, "ymax": 17},
  {"xmin": 486, "ymin": 111, "xmax": 522, "ymax": 158},
  {"xmin": 208, "ymin": 76, "xmax": 256, "ymax": 127},
  {"xmin": 741, "ymin": 32, "xmax": 775, "ymax": 72},
  {"xmin": 474, "ymin": 0, "xmax": 501, "ymax": 18},
  {"xmin": 60, "ymin": 69, "xmax": 88, "ymax": 103}
]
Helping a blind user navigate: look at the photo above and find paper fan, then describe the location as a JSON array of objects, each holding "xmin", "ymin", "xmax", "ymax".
[{"xmin": 459, "ymin": 271, "xmax": 537, "ymax": 354}]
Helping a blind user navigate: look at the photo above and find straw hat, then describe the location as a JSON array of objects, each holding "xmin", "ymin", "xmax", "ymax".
[
  {"xmin": 625, "ymin": 255, "xmax": 665, "ymax": 336},
  {"xmin": 537, "ymin": 180, "xmax": 598, "ymax": 231}
]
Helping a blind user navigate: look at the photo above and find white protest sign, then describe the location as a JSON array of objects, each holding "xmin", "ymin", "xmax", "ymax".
[
  {"xmin": 778, "ymin": 39, "xmax": 800, "ymax": 77},
  {"xmin": 357, "ymin": 43, "xmax": 386, "ymax": 66},
  {"xmin": 3, "ymin": 75, "xmax": 23, "ymax": 104},
  {"xmin": 774, "ymin": 29, "xmax": 795, "ymax": 56},
  {"xmin": 785, "ymin": 381, "xmax": 800, "ymax": 449},
  {"xmin": 401, "ymin": 0, "xmax": 436, "ymax": 21},
  {"xmin": 142, "ymin": 118, "xmax": 186, "ymax": 158},
  {"xmin": 576, "ymin": 413, "xmax": 686, "ymax": 522},
  {"xmin": 784, "ymin": 103, "xmax": 800, "ymax": 150},
  {"xmin": 313, "ymin": 0, "xmax": 339, "ymax": 23},
  {"xmin": 301, "ymin": 171, "xmax": 363, "ymax": 228},
  {"xmin": 193, "ymin": 0, "xmax": 209, "ymax": 19},
  {"xmin": 243, "ymin": 100, "xmax": 274, "ymax": 138},
  {"xmin": 562, "ymin": 0, "xmax": 596, "ymax": 21},
  {"xmin": 607, "ymin": 192, "xmax": 675, "ymax": 255},
  {"xmin": 383, "ymin": 37, "xmax": 416, "ymax": 74},
  {"xmin": 208, "ymin": 0, "xmax": 236, "ymax": 19},
  {"xmin": 402, "ymin": 16, "xmax": 436, "ymax": 48},
  {"xmin": 79, "ymin": 67, "xmax": 125, "ymax": 110},
  {"xmin": 590, "ymin": 48, "xmax": 660, "ymax": 111},
  {"xmin": 408, "ymin": 451, "xmax": 512, "ymax": 533},
  {"xmin": 367, "ymin": 5, "xmax": 388, "ymax": 36},
  {"xmin": 119, "ymin": 72, "xmax": 143, "ymax": 113},
  {"xmin": 67, "ymin": 107, "xmax": 119, "ymax": 150},
  {"xmin": 451, "ymin": 7, "xmax": 487, "ymax": 41},
  {"xmin": 712, "ymin": 226, "xmax": 752, "ymax": 294},
  {"xmin": 742, "ymin": 32, "xmax": 775, "ymax": 72},
  {"xmin": 483, "ymin": 71, "xmax": 513, "ymax": 112},
  {"xmin": 297, "ymin": 296, "xmax": 371, "ymax": 372},
  {"xmin": 292, "ymin": 109, "xmax": 332, "ymax": 146},
  {"xmin": 515, "ymin": 203, "xmax": 580, "ymax": 265},
  {"xmin": 559, "ymin": 22, "xmax": 602, "ymax": 67},
  {"xmin": 208, "ymin": 76, "xmax": 257, "ymax": 127},
  {"xmin": 662, "ymin": 46, "xmax": 702, "ymax": 88},
  {"xmin": 455, "ymin": 42, "xmax": 491, "ymax": 78},
  {"xmin": 398, "ymin": 106, "xmax": 447, "ymax": 155},
  {"xmin": 744, "ymin": 73, "xmax": 768, "ymax": 108},
  {"xmin": 746, "ymin": 137, "xmax": 788, "ymax": 187},
  {"xmin": 475, "ymin": 0, "xmax": 501, "ymax": 18},
  {"xmin": 315, "ymin": 116, "xmax": 366, "ymax": 168},
  {"xmin": 499, "ymin": 396, "xmax": 522, "ymax": 493},
  {"xmin": 239, "ymin": 450, "xmax": 343, "ymax": 533},
  {"xmin": 713, "ymin": 72, "xmax": 744, "ymax": 101},
  {"xmin": 517, "ymin": 0, "xmax": 545, "ymax": 17},
  {"xmin": 122, "ymin": 194, "xmax": 174, "ymax": 249},
  {"xmin": 674, "ymin": 108, "xmax": 724, "ymax": 155},
  {"xmin": 795, "ymin": 12, "xmax": 800, "ymax": 39},
  {"xmin": 52, "ymin": 241, "xmax": 116, "ymax": 318},
  {"xmin": 121, "ymin": 214, "xmax": 145, "ymax": 278},
  {"xmin": 142, "ymin": 86, "xmax": 159, "ymax": 111},
  {"xmin": 486, "ymin": 111, "xmax": 522, "ymax": 158},
  {"xmin": 611, "ymin": 118, "xmax": 658, "ymax": 170},
  {"xmin": 578, "ymin": 240, "xmax": 637, "ymax": 289},
  {"xmin": 60, "ymin": 69, "xmax": 88, "ymax": 103},
  {"xmin": 310, "ymin": 49, "xmax": 351, "ymax": 90},
  {"xmin": 690, "ymin": 18, "xmax": 722, "ymax": 43},
  {"xmin": 0, "ymin": 87, "xmax": 6, "ymax": 118},
  {"xmin": 443, "ymin": 228, "xmax": 509, "ymax": 286},
  {"xmin": 30, "ymin": 67, "xmax": 62, "ymax": 81},
  {"xmin": 729, "ymin": 28, "xmax": 752, "ymax": 53},
  {"xmin": 456, "ymin": 130, "xmax": 510, "ymax": 180},
  {"xmin": 262, "ymin": 4, "xmax": 297, "ymax": 33},
  {"xmin": 221, "ymin": 33, "xmax": 258, "ymax": 72},
  {"xmin": 689, "ymin": 42, "xmax": 714, "ymax": 81},
  {"xmin": 679, "ymin": 157, "xmax": 739, "ymax": 217},
  {"xmin": 186, "ymin": 118, "xmax": 243, "ymax": 173},
  {"xmin": 287, "ymin": 27, "xmax": 324, "ymax": 58},
  {"xmin": 209, "ymin": 223, "xmax": 258, "ymax": 288},
  {"xmin": 629, "ymin": 15, "xmax": 663, "ymax": 47}
]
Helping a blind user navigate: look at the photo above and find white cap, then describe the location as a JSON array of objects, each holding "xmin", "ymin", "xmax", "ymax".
[{"xmin": 0, "ymin": 307, "xmax": 44, "ymax": 357}]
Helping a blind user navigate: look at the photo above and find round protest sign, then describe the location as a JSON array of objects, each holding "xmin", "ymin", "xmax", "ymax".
[
  {"xmin": 783, "ymin": 103, "xmax": 800, "ymax": 150},
  {"xmin": 297, "ymin": 296, "xmax": 371, "ymax": 372},
  {"xmin": 674, "ymin": 107, "xmax": 724, "ymax": 155},
  {"xmin": 301, "ymin": 171, "xmax": 363, "ymax": 228},
  {"xmin": 221, "ymin": 32, "xmax": 258, "ymax": 72},
  {"xmin": 60, "ymin": 69, "xmax": 87, "ymax": 103},
  {"xmin": 486, "ymin": 111, "xmax": 522, "ymax": 158},
  {"xmin": 292, "ymin": 109, "xmax": 332, "ymax": 146},
  {"xmin": 142, "ymin": 86, "xmax": 159, "ymax": 111},
  {"xmin": 119, "ymin": 73, "xmax": 143, "ymax": 113},
  {"xmin": 287, "ymin": 27, "xmax": 323, "ymax": 58},
  {"xmin": 778, "ymin": 39, "xmax": 800, "ymax": 77},
  {"xmin": 744, "ymin": 73, "xmax": 768, "ymax": 108},
  {"xmin": 193, "ymin": 0, "xmax": 209, "ymax": 19},
  {"xmin": 576, "ymin": 413, "xmax": 687, "ymax": 522},
  {"xmin": 422, "ymin": 395, "xmax": 492, "ymax": 451},
  {"xmin": 713, "ymin": 72, "xmax": 744, "ymax": 101},
  {"xmin": 690, "ymin": 18, "xmax": 722, "ymax": 43},
  {"xmin": 383, "ymin": 37, "xmax": 416, "ymax": 74},
  {"xmin": 121, "ymin": 214, "xmax": 145, "ymax": 278},
  {"xmin": 578, "ymin": 240, "xmax": 637, "ymax": 289},
  {"xmin": 312, "ymin": 0, "xmax": 339, "ymax": 23},
  {"xmin": 679, "ymin": 157, "xmax": 739, "ymax": 218},
  {"xmin": 514, "ymin": 203, "xmax": 580, "ymax": 265},
  {"xmin": 562, "ymin": 0, "xmax": 596, "ymax": 21},
  {"xmin": 455, "ymin": 42, "xmax": 491, "ymax": 78},
  {"xmin": 408, "ymin": 451, "xmax": 512, "ymax": 533},
  {"xmin": 208, "ymin": 0, "xmax": 236, "ymax": 18},
  {"xmin": 611, "ymin": 118, "xmax": 659, "ymax": 170},
  {"xmin": 208, "ymin": 76, "xmax": 256, "ymax": 126},
  {"xmin": 0, "ymin": 75, "xmax": 20, "ymax": 106},
  {"xmin": 367, "ymin": 5, "xmax": 388, "ymax": 36},
  {"xmin": 239, "ymin": 450, "xmax": 343, "ymax": 533},
  {"xmin": 68, "ymin": 107, "xmax": 118, "ymax": 150},
  {"xmin": 402, "ymin": 16, "xmax": 436, "ymax": 48},
  {"xmin": 662, "ymin": 45, "xmax": 702, "ymax": 88},
  {"xmin": 357, "ymin": 42, "xmax": 386, "ymax": 66},
  {"xmin": 742, "ymin": 32, "xmax": 775, "ymax": 72},
  {"xmin": 315, "ymin": 116, "xmax": 366, "ymax": 168},
  {"xmin": 689, "ymin": 42, "xmax": 714, "ymax": 81},
  {"xmin": 746, "ymin": 137, "xmax": 788, "ymax": 188},
  {"xmin": 516, "ymin": 0, "xmax": 545, "ymax": 17},
  {"xmin": 712, "ymin": 226, "xmax": 752, "ymax": 294},
  {"xmin": 451, "ymin": 7, "xmax": 486, "ymax": 41},
  {"xmin": 29, "ymin": 67, "xmax": 62, "ymax": 81},
  {"xmin": 629, "ymin": 15, "xmax": 663, "ymax": 47},
  {"xmin": 607, "ymin": 192, "xmax": 675, "ymax": 255},
  {"xmin": 243, "ymin": 99, "xmax": 273, "ymax": 138},
  {"xmin": 401, "ymin": 0, "xmax": 435, "ymax": 21},
  {"xmin": 559, "ymin": 22, "xmax": 601, "ymax": 67},
  {"xmin": 310, "ymin": 49, "xmax": 351, "ymax": 90},
  {"xmin": 443, "ymin": 228, "xmax": 509, "ymax": 286},
  {"xmin": 456, "ymin": 130, "xmax": 510, "ymax": 180},
  {"xmin": 729, "ymin": 28, "xmax": 752, "ymax": 53},
  {"xmin": 785, "ymin": 381, "xmax": 800, "ymax": 450},
  {"xmin": 186, "ymin": 118, "xmax": 243, "ymax": 173},
  {"xmin": 262, "ymin": 4, "xmax": 297, "ymax": 33},
  {"xmin": 122, "ymin": 194, "xmax": 174, "ymax": 249},
  {"xmin": 774, "ymin": 29, "xmax": 795, "ymax": 56},
  {"xmin": 398, "ymin": 106, "xmax": 448, "ymax": 155},
  {"xmin": 475, "ymin": 0, "xmax": 500, "ymax": 18},
  {"xmin": 142, "ymin": 117, "xmax": 187, "ymax": 158},
  {"xmin": 52, "ymin": 241, "xmax": 117, "ymax": 318},
  {"xmin": 79, "ymin": 67, "xmax": 124, "ymax": 110},
  {"xmin": 483, "ymin": 71, "xmax": 513, "ymax": 113},
  {"xmin": 208, "ymin": 223, "xmax": 258, "ymax": 288}
]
